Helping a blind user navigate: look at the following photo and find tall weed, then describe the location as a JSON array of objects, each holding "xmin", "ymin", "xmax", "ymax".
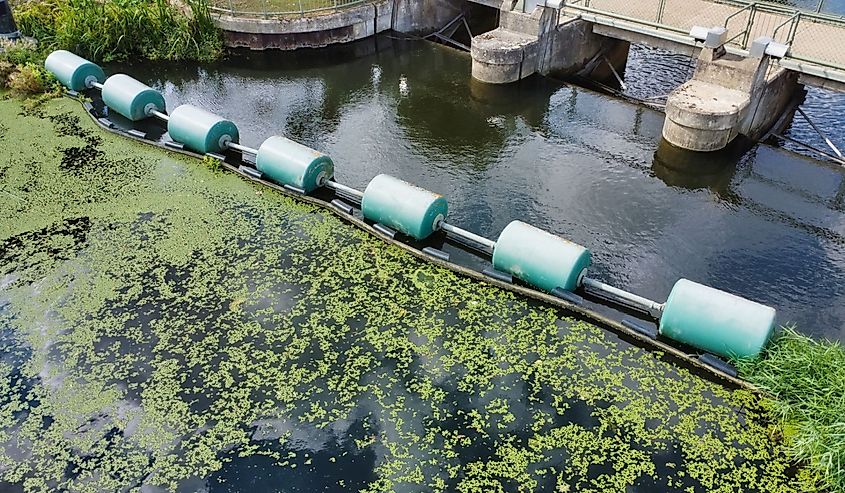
[
  {"xmin": 736, "ymin": 327, "xmax": 845, "ymax": 492},
  {"xmin": 12, "ymin": 0, "xmax": 222, "ymax": 63}
]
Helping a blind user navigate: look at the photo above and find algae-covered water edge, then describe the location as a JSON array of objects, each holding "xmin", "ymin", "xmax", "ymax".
[{"xmin": 0, "ymin": 97, "xmax": 814, "ymax": 492}]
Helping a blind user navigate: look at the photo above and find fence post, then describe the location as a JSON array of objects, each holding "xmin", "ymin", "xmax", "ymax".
[
  {"xmin": 741, "ymin": 3, "xmax": 755, "ymax": 49},
  {"xmin": 657, "ymin": 0, "xmax": 666, "ymax": 23},
  {"xmin": 816, "ymin": 0, "xmax": 824, "ymax": 13},
  {"xmin": 298, "ymin": 0, "xmax": 303, "ymax": 14},
  {"xmin": 788, "ymin": 12, "xmax": 800, "ymax": 45}
]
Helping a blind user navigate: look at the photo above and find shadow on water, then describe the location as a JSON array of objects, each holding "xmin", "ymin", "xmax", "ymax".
[{"xmin": 651, "ymin": 138, "xmax": 747, "ymax": 196}]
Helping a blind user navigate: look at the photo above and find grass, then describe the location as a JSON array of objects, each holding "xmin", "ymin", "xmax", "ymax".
[
  {"xmin": 736, "ymin": 326, "xmax": 845, "ymax": 492},
  {"xmin": 11, "ymin": 0, "xmax": 222, "ymax": 63}
]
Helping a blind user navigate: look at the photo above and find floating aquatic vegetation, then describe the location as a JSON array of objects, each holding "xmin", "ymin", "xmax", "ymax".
[{"xmin": 0, "ymin": 97, "xmax": 812, "ymax": 492}]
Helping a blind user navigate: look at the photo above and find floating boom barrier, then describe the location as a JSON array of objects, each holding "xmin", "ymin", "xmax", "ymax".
[{"xmin": 44, "ymin": 50, "xmax": 779, "ymax": 381}]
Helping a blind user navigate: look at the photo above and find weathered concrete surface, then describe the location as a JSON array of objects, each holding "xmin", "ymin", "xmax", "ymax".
[
  {"xmin": 471, "ymin": 28, "xmax": 538, "ymax": 83},
  {"xmin": 741, "ymin": 67, "xmax": 800, "ymax": 140},
  {"xmin": 663, "ymin": 42, "xmax": 802, "ymax": 152},
  {"xmin": 544, "ymin": 17, "xmax": 628, "ymax": 79},
  {"xmin": 663, "ymin": 80, "xmax": 748, "ymax": 152},
  {"xmin": 391, "ymin": 0, "xmax": 464, "ymax": 34},
  {"xmin": 217, "ymin": 0, "xmax": 461, "ymax": 50},
  {"xmin": 471, "ymin": 7, "xmax": 628, "ymax": 85}
]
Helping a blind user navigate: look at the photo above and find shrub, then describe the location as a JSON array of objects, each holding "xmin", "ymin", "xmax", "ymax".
[
  {"xmin": 7, "ymin": 62, "xmax": 58, "ymax": 94},
  {"xmin": 13, "ymin": 0, "xmax": 222, "ymax": 63}
]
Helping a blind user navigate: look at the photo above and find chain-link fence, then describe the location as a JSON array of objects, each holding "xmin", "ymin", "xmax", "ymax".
[
  {"xmin": 562, "ymin": 0, "xmax": 845, "ymax": 73},
  {"xmin": 209, "ymin": 0, "xmax": 367, "ymax": 18}
]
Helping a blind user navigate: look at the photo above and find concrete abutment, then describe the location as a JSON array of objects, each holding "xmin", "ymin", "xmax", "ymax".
[
  {"xmin": 663, "ymin": 35, "xmax": 803, "ymax": 152},
  {"xmin": 470, "ymin": 5, "xmax": 628, "ymax": 85},
  {"xmin": 216, "ymin": 0, "xmax": 463, "ymax": 50}
]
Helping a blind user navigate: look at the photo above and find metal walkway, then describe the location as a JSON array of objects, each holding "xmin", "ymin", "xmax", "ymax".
[{"xmin": 544, "ymin": 0, "xmax": 845, "ymax": 88}]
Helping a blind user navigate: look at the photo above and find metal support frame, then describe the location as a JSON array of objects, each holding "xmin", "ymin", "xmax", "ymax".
[
  {"xmin": 227, "ymin": 142, "xmax": 257, "ymax": 154},
  {"xmin": 440, "ymin": 222, "xmax": 496, "ymax": 254},
  {"xmin": 149, "ymin": 109, "xmax": 170, "ymax": 122},
  {"xmin": 797, "ymin": 106, "xmax": 844, "ymax": 159},
  {"xmin": 324, "ymin": 180, "xmax": 364, "ymax": 201},
  {"xmin": 568, "ymin": 0, "xmax": 845, "ymax": 81},
  {"xmin": 724, "ymin": 2, "xmax": 754, "ymax": 46},
  {"xmin": 603, "ymin": 55, "xmax": 627, "ymax": 90},
  {"xmin": 772, "ymin": 11, "xmax": 801, "ymax": 44},
  {"xmin": 582, "ymin": 277, "xmax": 664, "ymax": 318}
]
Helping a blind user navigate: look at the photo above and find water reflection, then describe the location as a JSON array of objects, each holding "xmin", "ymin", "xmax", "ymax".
[
  {"xmin": 112, "ymin": 36, "xmax": 845, "ymax": 340},
  {"xmin": 652, "ymin": 139, "xmax": 743, "ymax": 195}
]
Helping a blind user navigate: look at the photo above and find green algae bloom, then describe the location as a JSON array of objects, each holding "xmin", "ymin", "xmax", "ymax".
[{"xmin": 0, "ymin": 96, "xmax": 812, "ymax": 492}]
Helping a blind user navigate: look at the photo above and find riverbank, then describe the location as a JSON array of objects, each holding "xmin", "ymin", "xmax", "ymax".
[
  {"xmin": 738, "ymin": 328, "xmax": 845, "ymax": 492},
  {"xmin": 12, "ymin": 0, "xmax": 222, "ymax": 63},
  {"xmin": 0, "ymin": 95, "xmax": 814, "ymax": 491},
  {"xmin": 0, "ymin": 0, "xmax": 222, "ymax": 96}
]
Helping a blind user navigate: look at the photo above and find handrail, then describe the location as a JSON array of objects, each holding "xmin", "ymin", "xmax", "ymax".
[
  {"xmin": 724, "ymin": 2, "xmax": 754, "ymax": 27},
  {"xmin": 772, "ymin": 11, "xmax": 801, "ymax": 43},
  {"xmin": 724, "ymin": 2, "xmax": 755, "ymax": 47},
  {"xmin": 561, "ymin": 0, "xmax": 845, "ymax": 85}
]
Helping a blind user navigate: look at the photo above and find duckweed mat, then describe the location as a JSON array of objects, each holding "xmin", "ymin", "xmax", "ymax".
[{"xmin": 0, "ymin": 97, "xmax": 814, "ymax": 492}]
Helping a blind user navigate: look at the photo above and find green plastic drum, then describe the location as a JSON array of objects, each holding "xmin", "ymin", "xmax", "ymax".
[
  {"xmin": 361, "ymin": 174, "xmax": 448, "ymax": 240},
  {"xmin": 659, "ymin": 279, "xmax": 776, "ymax": 358},
  {"xmin": 256, "ymin": 136, "xmax": 334, "ymax": 193},
  {"xmin": 167, "ymin": 104, "xmax": 239, "ymax": 154},
  {"xmin": 44, "ymin": 50, "xmax": 104, "ymax": 91},
  {"xmin": 492, "ymin": 221, "xmax": 591, "ymax": 292},
  {"xmin": 101, "ymin": 74, "xmax": 165, "ymax": 121}
]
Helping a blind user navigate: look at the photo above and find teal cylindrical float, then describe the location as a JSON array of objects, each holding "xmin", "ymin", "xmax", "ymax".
[
  {"xmin": 101, "ymin": 74, "xmax": 165, "ymax": 122},
  {"xmin": 166, "ymin": 104, "xmax": 239, "ymax": 154},
  {"xmin": 361, "ymin": 174, "xmax": 448, "ymax": 241},
  {"xmin": 492, "ymin": 221, "xmax": 591, "ymax": 292},
  {"xmin": 256, "ymin": 136, "xmax": 334, "ymax": 193},
  {"xmin": 659, "ymin": 279, "xmax": 776, "ymax": 359},
  {"xmin": 44, "ymin": 50, "xmax": 104, "ymax": 91}
]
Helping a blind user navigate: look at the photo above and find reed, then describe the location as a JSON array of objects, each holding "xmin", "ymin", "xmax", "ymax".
[
  {"xmin": 736, "ymin": 326, "xmax": 845, "ymax": 492},
  {"xmin": 12, "ymin": 0, "xmax": 222, "ymax": 63}
]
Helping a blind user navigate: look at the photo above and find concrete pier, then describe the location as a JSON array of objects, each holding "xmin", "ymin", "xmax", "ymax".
[
  {"xmin": 470, "ymin": 4, "xmax": 628, "ymax": 85},
  {"xmin": 663, "ymin": 33, "xmax": 801, "ymax": 152}
]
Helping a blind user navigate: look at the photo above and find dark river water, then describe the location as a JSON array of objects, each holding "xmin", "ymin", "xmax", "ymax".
[{"xmin": 116, "ymin": 37, "xmax": 845, "ymax": 342}]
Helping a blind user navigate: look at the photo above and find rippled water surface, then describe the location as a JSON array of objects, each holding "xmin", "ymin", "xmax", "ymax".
[
  {"xmin": 118, "ymin": 38, "xmax": 845, "ymax": 341},
  {"xmin": 0, "ymin": 96, "xmax": 806, "ymax": 491}
]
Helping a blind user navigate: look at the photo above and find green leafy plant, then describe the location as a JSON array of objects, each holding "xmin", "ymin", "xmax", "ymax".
[
  {"xmin": 13, "ymin": 0, "xmax": 223, "ymax": 63},
  {"xmin": 7, "ymin": 62, "xmax": 58, "ymax": 94},
  {"xmin": 202, "ymin": 154, "xmax": 222, "ymax": 173}
]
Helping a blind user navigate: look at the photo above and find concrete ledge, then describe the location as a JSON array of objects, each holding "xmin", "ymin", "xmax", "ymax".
[
  {"xmin": 471, "ymin": 28, "xmax": 537, "ymax": 65},
  {"xmin": 665, "ymin": 80, "xmax": 748, "ymax": 131},
  {"xmin": 215, "ymin": 1, "xmax": 389, "ymax": 49},
  {"xmin": 662, "ymin": 118, "xmax": 737, "ymax": 153},
  {"xmin": 215, "ymin": 0, "xmax": 462, "ymax": 50},
  {"xmin": 471, "ymin": 27, "xmax": 540, "ymax": 84},
  {"xmin": 213, "ymin": 1, "xmax": 387, "ymax": 35}
]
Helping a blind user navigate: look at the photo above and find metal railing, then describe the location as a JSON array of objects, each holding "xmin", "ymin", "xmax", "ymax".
[
  {"xmin": 559, "ymin": 0, "xmax": 845, "ymax": 82},
  {"xmin": 209, "ymin": 0, "xmax": 367, "ymax": 18}
]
